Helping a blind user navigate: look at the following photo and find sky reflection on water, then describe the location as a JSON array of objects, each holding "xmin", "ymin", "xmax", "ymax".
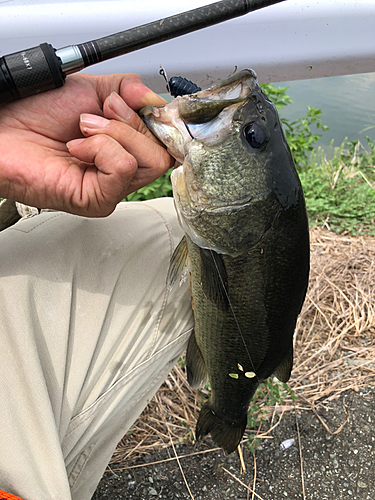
[{"xmin": 274, "ymin": 72, "xmax": 375, "ymax": 150}]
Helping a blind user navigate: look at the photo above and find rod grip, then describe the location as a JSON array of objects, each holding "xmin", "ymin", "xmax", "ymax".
[{"xmin": 0, "ymin": 43, "xmax": 65, "ymax": 104}]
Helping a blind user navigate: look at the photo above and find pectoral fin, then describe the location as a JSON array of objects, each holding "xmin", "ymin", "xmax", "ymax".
[
  {"xmin": 167, "ymin": 236, "xmax": 189, "ymax": 290},
  {"xmin": 199, "ymin": 248, "xmax": 229, "ymax": 308},
  {"xmin": 185, "ymin": 330, "xmax": 208, "ymax": 389},
  {"xmin": 273, "ymin": 345, "xmax": 294, "ymax": 383}
]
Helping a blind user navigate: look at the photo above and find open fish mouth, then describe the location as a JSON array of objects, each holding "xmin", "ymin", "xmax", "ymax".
[{"xmin": 139, "ymin": 69, "xmax": 259, "ymax": 162}]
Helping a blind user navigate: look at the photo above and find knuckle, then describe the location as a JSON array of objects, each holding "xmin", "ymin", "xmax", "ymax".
[
  {"xmin": 109, "ymin": 147, "xmax": 138, "ymax": 177},
  {"xmin": 122, "ymin": 153, "xmax": 138, "ymax": 173},
  {"xmin": 90, "ymin": 133, "xmax": 110, "ymax": 148}
]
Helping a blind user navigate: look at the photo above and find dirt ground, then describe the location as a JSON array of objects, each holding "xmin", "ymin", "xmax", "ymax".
[{"xmin": 93, "ymin": 386, "xmax": 374, "ymax": 500}]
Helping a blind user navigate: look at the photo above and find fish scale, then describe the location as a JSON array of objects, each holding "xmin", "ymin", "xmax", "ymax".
[{"xmin": 140, "ymin": 69, "xmax": 309, "ymax": 453}]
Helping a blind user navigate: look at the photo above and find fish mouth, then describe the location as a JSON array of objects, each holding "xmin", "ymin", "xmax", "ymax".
[
  {"xmin": 139, "ymin": 69, "xmax": 259, "ymax": 160},
  {"xmin": 178, "ymin": 69, "xmax": 258, "ymax": 124}
]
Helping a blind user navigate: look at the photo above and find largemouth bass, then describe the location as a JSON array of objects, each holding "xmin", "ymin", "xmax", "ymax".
[{"xmin": 140, "ymin": 69, "xmax": 310, "ymax": 454}]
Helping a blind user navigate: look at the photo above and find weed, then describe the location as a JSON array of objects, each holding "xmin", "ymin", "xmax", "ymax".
[
  {"xmin": 124, "ymin": 169, "xmax": 173, "ymax": 201},
  {"xmin": 282, "ymin": 106, "xmax": 329, "ymax": 171},
  {"xmin": 300, "ymin": 138, "xmax": 375, "ymax": 235}
]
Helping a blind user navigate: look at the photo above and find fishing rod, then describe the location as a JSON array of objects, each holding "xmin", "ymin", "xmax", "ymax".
[{"xmin": 0, "ymin": 0, "xmax": 284, "ymax": 104}]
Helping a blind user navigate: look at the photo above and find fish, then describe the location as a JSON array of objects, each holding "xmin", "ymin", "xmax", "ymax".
[{"xmin": 139, "ymin": 69, "xmax": 310, "ymax": 454}]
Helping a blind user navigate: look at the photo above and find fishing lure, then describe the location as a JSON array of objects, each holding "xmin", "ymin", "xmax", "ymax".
[{"xmin": 159, "ymin": 66, "xmax": 201, "ymax": 97}]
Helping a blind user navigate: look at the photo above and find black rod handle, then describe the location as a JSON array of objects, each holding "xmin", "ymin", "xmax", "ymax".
[{"xmin": 0, "ymin": 43, "xmax": 65, "ymax": 104}]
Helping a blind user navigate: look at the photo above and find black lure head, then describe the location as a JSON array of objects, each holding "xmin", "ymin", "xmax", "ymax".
[{"xmin": 159, "ymin": 66, "xmax": 201, "ymax": 97}]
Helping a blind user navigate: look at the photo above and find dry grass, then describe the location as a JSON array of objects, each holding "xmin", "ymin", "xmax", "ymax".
[{"xmin": 111, "ymin": 226, "xmax": 375, "ymax": 465}]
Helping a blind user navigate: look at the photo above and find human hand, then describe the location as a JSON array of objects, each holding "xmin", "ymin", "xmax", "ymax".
[{"xmin": 0, "ymin": 73, "xmax": 172, "ymax": 217}]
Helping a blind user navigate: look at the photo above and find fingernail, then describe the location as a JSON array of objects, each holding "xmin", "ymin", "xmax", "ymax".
[
  {"xmin": 142, "ymin": 91, "xmax": 168, "ymax": 106},
  {"xmin": 66, "ymin": 138, "xmax": 85, "ymax": 149},
  {"xmin": 109, "ymin": 92, "xmax": 133, "ymax": 121},
  {"xmin": 80, "ymin": 113, "xmax": 110, "ymax": 131}
]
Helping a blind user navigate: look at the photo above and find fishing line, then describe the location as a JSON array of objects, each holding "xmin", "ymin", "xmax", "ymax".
[{"xmin": 209, "ymin": 249, "xmax": 260, "ymax": 382}]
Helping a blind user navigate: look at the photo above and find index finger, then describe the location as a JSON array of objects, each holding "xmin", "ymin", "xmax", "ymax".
[
  {"xmin": 102, "ymin": 92, "xmax": 164, "ymax": 145},
  {"xmin": 94, "ymin": 72, "xmax": 167, "ymax": 110},
  {"xmin": 119, "ymin": 73, "xmax": 167, "ymax": 109}
]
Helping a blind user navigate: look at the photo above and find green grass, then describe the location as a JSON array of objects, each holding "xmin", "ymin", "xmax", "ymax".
[
  {"xmin": 124, "ymin": 169, "xmax": 173, "ymax": 201},
  {"xmin": 300, "ymin": 138, "xmax": 375, "ymax": 235}
]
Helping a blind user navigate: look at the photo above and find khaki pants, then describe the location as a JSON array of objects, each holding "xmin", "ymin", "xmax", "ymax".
[{"xmin": 0, "ymin": 198, "xmax": 193, "ymax": 500}]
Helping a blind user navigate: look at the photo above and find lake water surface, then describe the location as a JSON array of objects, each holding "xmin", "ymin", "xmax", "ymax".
[{"xmin": 274, "ymin": 72, "xmax": 375, "ymax": 151}]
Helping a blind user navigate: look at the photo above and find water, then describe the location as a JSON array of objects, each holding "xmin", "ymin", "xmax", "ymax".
[{"xmin": 273, "ymin": 72, "xmax": 375, "ymax": 151}]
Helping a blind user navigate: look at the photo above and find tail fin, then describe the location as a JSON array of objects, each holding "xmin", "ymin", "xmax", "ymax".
[{"xmin": 196, "ymin": 402, "xmax": 247, "ymax": 454}]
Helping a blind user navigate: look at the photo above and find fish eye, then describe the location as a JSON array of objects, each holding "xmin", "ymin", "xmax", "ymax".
[{"xmin": 244, "ymin": 123, "xmax": 268, "ymax": 149}]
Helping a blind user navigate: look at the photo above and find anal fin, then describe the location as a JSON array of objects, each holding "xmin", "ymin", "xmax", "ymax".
[
  {"xmin": 273, "ymin": 345, "xmax": 294, "ymax": 383},
  {"xmin": 185, "ymin": 330, "xmax": 208, "ymax": 389}
]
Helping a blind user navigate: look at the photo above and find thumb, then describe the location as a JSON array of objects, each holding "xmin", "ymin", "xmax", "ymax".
[{"xmin": 95, "ymin": 73, "xmax": 167, "ymax": 111}]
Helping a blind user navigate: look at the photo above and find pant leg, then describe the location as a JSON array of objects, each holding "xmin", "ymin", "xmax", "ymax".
[{"xmin": 0, "ymin": 198, "xmax": 193, "ymax": 500}]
